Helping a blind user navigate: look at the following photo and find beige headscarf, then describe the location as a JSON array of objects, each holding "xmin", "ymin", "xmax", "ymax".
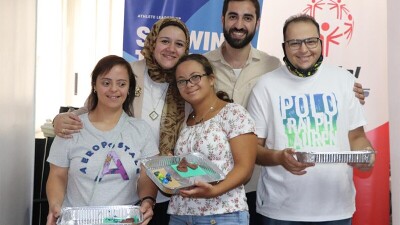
[{"xmin": 141, "ymin": 18, "xmax": 189, "ymax": 156}]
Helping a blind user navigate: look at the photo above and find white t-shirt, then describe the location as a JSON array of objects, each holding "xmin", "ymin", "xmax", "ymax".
[{"xmin": 247, "ymin": 63, "xmax": 366, "ymax": 221}]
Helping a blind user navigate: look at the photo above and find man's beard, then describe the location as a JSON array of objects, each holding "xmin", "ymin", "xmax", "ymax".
[{"xmin": 223, "ymin": 26, "xmax": 256, "ymax": 49}]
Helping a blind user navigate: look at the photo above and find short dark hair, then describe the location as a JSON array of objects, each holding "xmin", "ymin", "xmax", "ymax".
[
  {"xmin": 283, "ymin": 14, "xmax": 320, "ymax": 41},
  {"xmin": 87, "ymin": 55, "xmax": 136, "ymax": 116},
  {"xmin": 222, "ymin": 0, "xmax": 260, "ymax": 20},
  {"xmin": 174, "ymin": 54, "xmax": 214, "ymax": 77}
]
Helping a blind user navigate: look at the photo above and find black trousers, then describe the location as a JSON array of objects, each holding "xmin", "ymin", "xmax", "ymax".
[
  {"xmin": 247, "ymin": 191, "xmax": 258, "ymax": 225},
  {"xmin": 148, "ymin": 201, "xmax": 170, "ymax": 225}
]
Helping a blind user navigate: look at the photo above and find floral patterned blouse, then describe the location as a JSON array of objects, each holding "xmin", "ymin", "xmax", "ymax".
[{"xmin": 167, "ymin": 103, "xmax": 255, "ymax": 215}]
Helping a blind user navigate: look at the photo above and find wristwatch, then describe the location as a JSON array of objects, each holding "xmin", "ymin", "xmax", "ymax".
[{"xmin": 139, "ymin": 196, "xmax": 156, "ymax": 209}]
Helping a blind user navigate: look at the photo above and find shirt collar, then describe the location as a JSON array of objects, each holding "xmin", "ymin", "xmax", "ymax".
[{"xmin": 207, "ymin": 42, "xmax": 261, "ymax": 67}]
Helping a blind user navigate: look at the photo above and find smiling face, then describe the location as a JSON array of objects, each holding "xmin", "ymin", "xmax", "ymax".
[
  {"xmin": 153, "ymin": 25, "xmax": 187, "ymax": 70},
  {"xmin": 222, "ymin": 0, "xmax": 259, "ymax": 49},
  {"xmin": 284, "ymin": 21, "xmax": 322, "ymax": 70},
  {"xmin": 94, "ymin": 65, "xmax": 129, "ymax": 111},
  {"xmin": 175, "ymin": 60, "xmax": 215, "ymax": 105}
]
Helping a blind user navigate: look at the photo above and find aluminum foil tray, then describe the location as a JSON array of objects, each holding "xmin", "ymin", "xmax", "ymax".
[
  {"xmin": 295, "ymin": 150, "xmax": 375, "ymax": 163},
  {"xmin": 57, "ymin": 205, "xmax": 143, "ymax": 225},
  {"xmin": 141, "ymin": 152, "xmax": 225, "ymax": 194}
]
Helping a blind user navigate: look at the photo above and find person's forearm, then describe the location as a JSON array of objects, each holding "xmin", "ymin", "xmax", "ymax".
[
  {"xmin": 348, "ymin": 127, "xmax": 375, "ymax": 169},
  {"xmin": 71, "ymin": 106, "xmax": 88, "ymax": 116},
  {"xmin": 211, "ymin": 133, "xmax": 257, "ymax": 197},
  {"xmin": 349, "ymin": 127, "xmax": 373, "ymax": 150},
  {"xmin": 53, "ymin": 106, "xmax": 87, "ymax": 123},
  {"xmin": 256, "ymin": 145, "xmax": 282, "ymax": 166},
  {"xmin": 212, "ymin": 163, "xmax": 252, "ymax": 198},
  {"xmin": 350, "ymin": 137, "xmax": 372, "ymax": 151},
  {"xmin": 46, "ymin": 174, "xmax": 67, "ymax": 209},
  {"xmin": 137, "ymin": 169, "xmax": 158, "ymax": 200}
]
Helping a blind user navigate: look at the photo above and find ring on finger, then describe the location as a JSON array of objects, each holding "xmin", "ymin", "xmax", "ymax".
[{"xmin": 62, "ymin": 128, "xmax": 66, "ymax": 134}]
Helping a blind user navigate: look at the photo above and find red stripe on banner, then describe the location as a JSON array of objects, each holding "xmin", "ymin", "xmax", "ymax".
[{"xmin": 353, "ymin": 122, "xmax": 390, "ymax": 225}]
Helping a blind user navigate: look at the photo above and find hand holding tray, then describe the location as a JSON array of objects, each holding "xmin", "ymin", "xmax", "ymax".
[
  {"xmin": 57, "ymin": 205, "xmax": 143, "ymax": 225},
  {"xmin": 295, "ymin": 150, "xmax": 375, "ymax": 164},
  {"xmin": 141, "ymin": 152, "xmax": 225, "ymax": 194}
]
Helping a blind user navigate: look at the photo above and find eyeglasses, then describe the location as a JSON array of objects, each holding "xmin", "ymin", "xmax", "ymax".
[
  {"xmin": 285, "ymin": 37, "xmax": 320, "ymax": 50},
  {"xmin": 176, "ymin": 74, "xmax": 209, "ymax": 88}
]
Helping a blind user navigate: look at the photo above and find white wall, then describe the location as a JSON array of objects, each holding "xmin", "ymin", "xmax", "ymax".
[
  {"xmin": 35, "ymin": 0, "xmax": 124, "ymax": 135},
  {"xmin": 35, "ymin": 0, "xmax": 65, "ymax": 136},
  {"xmin": 0, "ymin": 0, "xmax": 36, "ymax": 224},
  {"xmin": 388, "ymin": 0, "xmax": 399, "ymax": 224}
]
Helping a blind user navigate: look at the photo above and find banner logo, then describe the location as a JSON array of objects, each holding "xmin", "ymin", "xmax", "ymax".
[{"xmin": 303, "ymin": 0, "xmax": 354, "ymax": 57}]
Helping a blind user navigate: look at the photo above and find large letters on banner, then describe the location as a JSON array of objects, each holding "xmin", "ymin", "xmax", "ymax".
[{"xmin": 123, "ymin": 0, "xmax": 263, "ymax": 62}]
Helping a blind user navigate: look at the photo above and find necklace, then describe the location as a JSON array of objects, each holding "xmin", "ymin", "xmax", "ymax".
[
  {"xmin": 149, "ymin": 84, "xmax": 168, "ymax": 120},
  {"xmin": 191, "ymin": 98, "xmax": 218, "ymax": 124}
]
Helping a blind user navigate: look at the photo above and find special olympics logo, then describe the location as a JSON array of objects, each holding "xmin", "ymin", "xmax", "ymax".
[{"xmin": 303, "ymin": 0, "xmax": 354, "ymax": 57}]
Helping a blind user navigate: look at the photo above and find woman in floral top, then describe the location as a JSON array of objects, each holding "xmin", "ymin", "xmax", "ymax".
[{"xmin": 168, "ymin": 54, "xmax": 258, "ymax": 225}]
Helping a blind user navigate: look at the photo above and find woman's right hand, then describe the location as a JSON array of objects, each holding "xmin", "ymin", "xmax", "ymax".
[
  {"xmin": 139, "ymin": 201, "xmax": 154, "ymax": 225},
  {"xmin": 46, "ymin": 205, "xmax": 61, "ymax": 225},
  {"xmin": 53, "ymin": 112, "xmax": 83, "ymax": 138}
]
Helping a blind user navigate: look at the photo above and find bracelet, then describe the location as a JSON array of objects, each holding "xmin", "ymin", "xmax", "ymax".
[{"xmin": 139, "ymin": 196, "xmax": 156, "ymax": 208}]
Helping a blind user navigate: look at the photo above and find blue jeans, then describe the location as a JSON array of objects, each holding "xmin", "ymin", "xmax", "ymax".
[
  {"xmin": 169, "ymin": 211, "xmax": 249, "ymax": 225},
  {"xmin": 257, "ymin": 214, "xmax": 352, "ymax": 225}
]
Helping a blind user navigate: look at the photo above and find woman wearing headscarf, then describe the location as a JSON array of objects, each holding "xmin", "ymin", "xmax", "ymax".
[
  {"xmin": 129, "ymin": 18, "xmax": 189, "ymax": 225},
  {"xmin": 131, "ymin": 18, "xmax": 189, "ymax": 156}
]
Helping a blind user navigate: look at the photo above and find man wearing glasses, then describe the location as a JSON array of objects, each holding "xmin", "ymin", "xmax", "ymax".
[{"xmin": 247, "ymin": 14, "xmax": 375, "ymax": 225}]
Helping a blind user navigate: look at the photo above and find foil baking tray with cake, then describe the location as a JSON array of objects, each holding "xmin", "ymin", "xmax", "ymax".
[
  {"xmin": 57, "ymin": 205, "xmax": 143, "ymax": 225},
  {"xmin": 295, "ymin": 150, "xmax": 375, "ymax": 163},
  {"xmin": 141, "ymin": 152, "xmax": 225, "ymax": 194}
]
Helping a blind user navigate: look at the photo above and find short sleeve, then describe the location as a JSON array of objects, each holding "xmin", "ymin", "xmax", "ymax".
[
  {"xmin": 247, "ymin": 82, "xmax": 270, "ymax": 139},
  {"xmin": 220, "ymin": 103, "xmax": 255, "ymax": 139},
  {"xmin": 47, "ymin": 136, "xmax": 71, "ymax": 168}
]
